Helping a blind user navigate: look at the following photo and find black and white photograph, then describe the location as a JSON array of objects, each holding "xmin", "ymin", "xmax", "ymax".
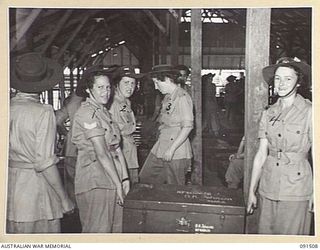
[{"xmin": 2, "ymin": 1, "xmax": 318, "ymax": 244}]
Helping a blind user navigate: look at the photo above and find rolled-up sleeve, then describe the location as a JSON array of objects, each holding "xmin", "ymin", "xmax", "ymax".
[
  {"xmin": 85, "ymin": 127, "xmax": 105, "ymax": 139},
  {"xmin": 258, "ymin": 110, "xmax": 267, "ymax": 139},
  {"xmin": 35, "ymin": 107, "xmax": 60, "ymax": 172},
  {"xmin": 307, "ymin": 107, "xmax": 312, "ymax": 144},
  {"xmin": 179, "ymin": 95, "xmax": 194, "ymax": 128}
]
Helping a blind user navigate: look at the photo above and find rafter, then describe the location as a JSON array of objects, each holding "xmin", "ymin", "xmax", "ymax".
[
  {"xmin": 10, "ymin": 9, "xmax": 42, "ymax": 51},
  {"xmin": 143, "ymin": 10, "xmax": 166, "ymax": 34}
]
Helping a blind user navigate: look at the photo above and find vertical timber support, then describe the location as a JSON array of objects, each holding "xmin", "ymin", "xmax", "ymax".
[
  {"xmin": 191, "ymin": 9, "xmax": 202, "ymax": 185},
  {"xmin": 244, "ymin": 8, "xmax": 271, "ymax": 233},
  {"xmin": 159, "ymin": 13, "xmax": 167, "ymax": 64},
  {"xmin": 170, "ymin": 11, "xmax": 179, "ymax": 66}
]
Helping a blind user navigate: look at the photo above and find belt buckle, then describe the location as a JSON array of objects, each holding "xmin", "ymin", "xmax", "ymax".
[{"xmin": 277, "ymin": 151, "xmax": 281, "ymax": 160}]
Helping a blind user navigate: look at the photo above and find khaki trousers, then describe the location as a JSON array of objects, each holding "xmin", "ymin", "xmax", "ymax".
[
  {"xmin": 258, "ymin": 195, "xmax": 311, "ymax": 235},
  {"xmin": 76, "ymin": 188, "xmax": 123, "ymax": 233},
  {"xmin": 139, "ymin": 153, "xmax": 191, "ymax": 185}
]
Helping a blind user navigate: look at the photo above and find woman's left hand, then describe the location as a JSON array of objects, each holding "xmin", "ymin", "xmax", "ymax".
[
  {"xmin": 122, "ymin": 179, "xmax": 130, "ymax": 196},
  {"xmin": 308, "ymin": 197, "xmax": 314, "ymax": 212},
  {"xmin": 163, "ymin": 148, "xmax": 174, "ymax": 161}
]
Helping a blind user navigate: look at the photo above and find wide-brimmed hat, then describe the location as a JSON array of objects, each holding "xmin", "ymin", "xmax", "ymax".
[
  {"xmin": 76, "ymin": 64, "xmax": 119, "ymax": 97},
  {"xmin": 81, "ymin": 64, "xmax": 119, "ymax": 79},
  {"xmin": 226, "ymin": 75, "xmax": 237, "ymax": 83},
  {"xmin": 11, "ymin": 52, "xmax": 63, "ymax": 93},
  {"xmin": 149, "ymin": 64, "xmax": 180, "ymax": 76},
  {"xmin": 262, "ymin": 57, "xmax": 311, "ymax": 84},
  {"xmin": 113, "ymin": 65, "xmax": 144, "ymax": 79}
]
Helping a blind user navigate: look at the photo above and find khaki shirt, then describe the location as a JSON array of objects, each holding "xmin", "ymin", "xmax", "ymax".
[
  {"xmin": 109, "ymin": 92, "xmax": 139, "ymax": 169},
  {"xmin": 71, "ymin": 98, "xmax": 123, "ymax": 194},
  {"xmin": 258, "ymin": 94, "xmax": 312, "ymax": 201},
  {"xmin": 55, "ymin": 93, "xmax": 83, "ymax": 157},
  {"xmin": 151, "ymin": 87, "xmax": 194, "ymax": 159},
  {"xmin": 8, "ymin": 93, "xmax": 63, "ymax": 222}
]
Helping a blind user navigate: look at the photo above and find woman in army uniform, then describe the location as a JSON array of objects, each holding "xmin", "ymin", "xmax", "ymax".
[
  {"xmin": 71, "ymin": 65, "xmax": 130, "ymax": 233},
  {"xmin": 109, "ymin": 66, "xmax": 144, "ymax": 184},
  {"xmin": 247, "ymin": 57, "xmax": 312, "ymax": 235},
  {"xmin": 139, "ymin": 65, "xmax": 194, "ymax": 185}
]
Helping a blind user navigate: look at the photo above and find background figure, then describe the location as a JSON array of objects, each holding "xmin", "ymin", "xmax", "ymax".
[
  {"xmin": 237, "ymin": 72, "xmax": 245, "ymax": 116},
  {"xmin": 71, "ymin": 65, "xmax": 129, "ymax": 233},
  {"xmin": 174, "ymin": 64, "xmax": 191, "ymax": 93},
  {"xmin": 55, "ymin": 92, "xmax": 85, "ymax": 207},
  {"xmin": 7, "ymin": 52, "xmax": 74, "ymax": 233},
  {"xmin": 224, "ymin": 75, "xmax": 239, "ymax": 124},
  {"xmin": 247, "ymin": 57, "xmax": 313, "ymax": 235},
  {"xmin": 139, "ymin": 65, "xmax": 194, "ymax": 185},
  {"xmin": 202, "ymin": 73, "xmax": 221, "ymax": 137},
  {"xmin": 225, "ymin": 136, "xmax": 245, "ymax": 189},
  {"xmin": 109, "ymin": 66, "xmax": 144, "ymax": 184}
]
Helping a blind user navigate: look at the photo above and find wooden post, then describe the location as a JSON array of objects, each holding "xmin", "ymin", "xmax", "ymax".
[
  {"xmin": 170, "ymin": 12, "xmax": 179, "ymax": 66},
  {"xmin": 153, "ymin": 28, "xmax": 159, "ymax": 65},
  {"xmin": 159, "ymin": 13, "xmax": 167, "ymax": 64},
  {"xmin": 191, "ymin": 9, "xmax": 202, "ymax": 185},
  {"xmin": 70, "ymin": 66, "xmax": 74, "ymax": 93},
  {"xmin": 244, "ymin": 8, "xmax": 271, "ymax": 234}
]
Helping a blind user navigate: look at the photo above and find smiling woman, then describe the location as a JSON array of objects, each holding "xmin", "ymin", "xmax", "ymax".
[
  {"xmin": 247, "ymin": 57, "xmax": 313, "ymax": 235},
  {"xmin": 71, "ymin": 65, "xmax": 130, "ymax": 233}
]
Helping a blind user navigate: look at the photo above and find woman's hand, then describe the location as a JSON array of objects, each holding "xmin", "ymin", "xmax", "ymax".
[
  {"xmin": 61, "ymin": 196, "xmax": 75, "ymax": 214},
  {"xmin": 229, "ymin": 154, "xmax": 235, "ymax": 161},
  {"xmin": 122, "ymin": 179, "xmax": 130, "ymax": 196},
  {"xmin": 246, "ymin": 192, "xmax": 257, "ymax": 215},
  {"xmin": 163, "ymin": 148, "xmax": 175, "ymax": 161},
  {"xmin": 308, "ymin": 196, "xmax": 314, "ymax": 212},
  {"xmin": 116, "ymin": 185, "xmax": 124, "ymax": 206}
]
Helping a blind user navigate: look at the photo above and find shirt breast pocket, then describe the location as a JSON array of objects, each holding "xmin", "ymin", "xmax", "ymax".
[{"xmin": 286, "ymin": 123, "xmax": 308, "ymax": 142}]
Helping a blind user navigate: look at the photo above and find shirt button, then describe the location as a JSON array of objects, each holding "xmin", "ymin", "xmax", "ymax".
[
  {"xmin": 297, "ymin": 131, "xmax": 300, "ymax": 134},
  {"xmin": 114, "ymin": 134, "xmax": 117, "ymax": 137},
  {"xmin": 110, "ymin": 121, "xmax": 113, "ymax": 124},
  {"xmin": 170, "ymin": 138, "xmax": 173, "ymax": 141},
  {"xmin": 167, "ymin": 112, "xmax": 169, "ymax": 114},
  {"xmin": 297, "ymin": 172, "xmax": 301, "ymax": 175},
  {"xmin": 127, "ymin": 121, "xmax": 130, "ymax": 123},
  {"xmin": 278, "ymin": 134, "xmax": 281, "ymax": 137},
  {"xmin": 279, "ymin": 149, "xmax": 282, "ymax": 152},
  {"xmin": 276, "ymin": 163, "xmax": 279, "ymax": 166}
]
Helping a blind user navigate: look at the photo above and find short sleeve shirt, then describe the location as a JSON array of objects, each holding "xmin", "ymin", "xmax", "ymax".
[
  {"xmin": 8, "ymin": 93, "xmax": 62, "ymax": 222},
  {"xmin": 258, "ymin": 94, "xmax": 312, "ymax": 201},
  {"xmin": 151, "ymin": 86, "xmax": 194, "ymax": 159},
  {"xmin": 109, "ymin": 92, "xmax": 139, "ymax": 169},
  {"xmin": 71, "ymin": 98, "xmax": 122, "ymax": 194}
]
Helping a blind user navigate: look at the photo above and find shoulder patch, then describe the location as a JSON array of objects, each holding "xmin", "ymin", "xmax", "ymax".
[{"xmin": 84, "ymin": 121, "xmax": 97, "ymax": 129}]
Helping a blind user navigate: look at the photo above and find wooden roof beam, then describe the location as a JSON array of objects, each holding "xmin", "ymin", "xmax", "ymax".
[
  {"xmin": 54, "ymin": 12, "xmax": 95, "ymax": 61},
  {"xmin": 129, "ymin": 12, "xmax": 153, "ymax": 38},
  {"xmin": 64, "ymin": 24, "xmax": 96, "ymax": 68},
  {"xmin": 143, "ymin": 10, "xmax": 166, "ymax": 34},
  {"xmin": 41, "ymin": 10, "xmax": 73, "ymax": 54},
  {"xmin": 10, "ymin": 9, "xmax": 42, "ymax": 51}
]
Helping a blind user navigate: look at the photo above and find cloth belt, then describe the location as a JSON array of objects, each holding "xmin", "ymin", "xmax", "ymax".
[
  {"xmin": 9, "ymin": 160, "xmax": 35, "ymax": 169},
  {"xmin": 269, "ymin": 150, "xmax": 308, "ymax": 164}
]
